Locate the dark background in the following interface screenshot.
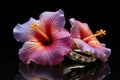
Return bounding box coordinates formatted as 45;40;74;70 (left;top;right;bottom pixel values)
0;0;115;80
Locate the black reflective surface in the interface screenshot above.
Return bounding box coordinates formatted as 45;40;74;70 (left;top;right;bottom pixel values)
1;1;115;80
14;62;63;80
13;60;111;80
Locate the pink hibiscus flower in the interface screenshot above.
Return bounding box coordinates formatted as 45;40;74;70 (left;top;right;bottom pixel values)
70;18;111;62
13;9;72;66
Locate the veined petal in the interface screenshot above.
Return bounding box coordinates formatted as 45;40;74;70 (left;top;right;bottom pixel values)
19;41;43;64
19;40;71;66
52;28;72;55
13;18;39;42
90;43;111;62
32;46;64;66
70;18;94;40
70;18;81;38
53;37;72;56
73;38;95;53
39;9;65;35
52;28;71;40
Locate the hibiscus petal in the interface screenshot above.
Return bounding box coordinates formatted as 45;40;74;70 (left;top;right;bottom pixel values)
19;41;42;64
101;43;106;47
32;46;64;66
53;37;71;56
90;43;111;62
19;40;70;66
73;38;95;53
70;18;81;38
52;28;72;55
70;18;93;39
52;28;71;40
13;18;39;42
39;9;65;35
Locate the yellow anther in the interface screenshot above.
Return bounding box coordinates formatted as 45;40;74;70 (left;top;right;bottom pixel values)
83;29;106;41
96;29;106;37
30;23;37;30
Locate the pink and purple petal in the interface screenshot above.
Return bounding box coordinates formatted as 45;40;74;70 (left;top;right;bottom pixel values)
52;28;71;40
53;37;72;56
52;28;72;55
70;19;81;38
73;38;95;53
19;35;71;66
90;43;111;62
32;46;64;66
13;18;39;42
18;41;59;65
39;9;65;35
95;47;111;62
70;18;93;39
19;41;42;64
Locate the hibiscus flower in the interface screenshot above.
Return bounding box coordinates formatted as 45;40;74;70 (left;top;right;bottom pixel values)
13;9;71;66
70;18;111;62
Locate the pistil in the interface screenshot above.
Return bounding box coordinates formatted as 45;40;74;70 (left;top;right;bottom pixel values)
30;23;50;41
83;29;106;42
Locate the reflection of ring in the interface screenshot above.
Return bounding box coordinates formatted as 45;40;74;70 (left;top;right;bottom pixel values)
64;62;111;80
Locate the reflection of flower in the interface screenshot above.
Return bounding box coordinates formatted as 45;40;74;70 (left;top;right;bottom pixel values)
70;18;111;62
13;9;71;66
14;62;111;80
14;62;63;80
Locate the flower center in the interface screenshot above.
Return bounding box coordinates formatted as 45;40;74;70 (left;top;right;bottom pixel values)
83;29;106;41
30;23;50;42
